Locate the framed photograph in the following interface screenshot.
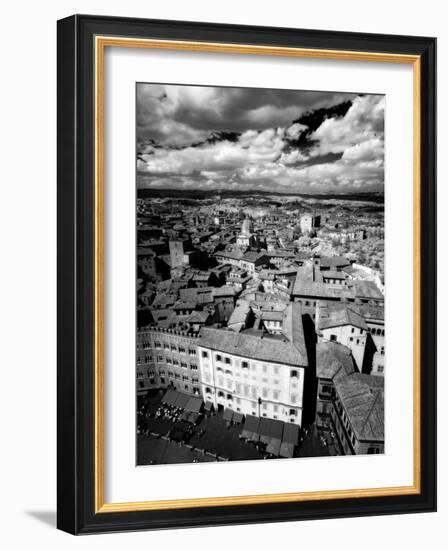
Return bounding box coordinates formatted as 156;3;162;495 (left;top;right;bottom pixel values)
57;14;436;534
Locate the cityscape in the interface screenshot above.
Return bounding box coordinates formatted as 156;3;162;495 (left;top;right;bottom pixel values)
136;84;385;465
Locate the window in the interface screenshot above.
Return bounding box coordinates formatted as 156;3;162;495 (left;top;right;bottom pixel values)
181;362;188;369
225;357;231;365
154;342;161;349
291;370;298;378
356;339;360;345
189;348;196;356
289;409;297;416
351;327;355;334
171;345;177;352
166;357;172;364
160;377;165;384
241;361;249;369
227;394;233;400
157;355;163;362
377;365;384;373
190;364;198;370
164;343;170;350
216;354;222;362
202;351;209;358
330;334;337;342
205;387;212;394
173;359;179;366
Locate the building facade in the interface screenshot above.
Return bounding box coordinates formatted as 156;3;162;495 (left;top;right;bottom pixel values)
197;304;309;426
136;327;201;396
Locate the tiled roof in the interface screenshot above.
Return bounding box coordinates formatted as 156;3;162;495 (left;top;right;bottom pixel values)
316;341;356;379
322;270;347;280
318;304;369;331
293;277;350;299
261;311;284;321
349;280;384;300
186;310;210;323
213;285;237;297
199;305;308;367
334;373;384;442
179;287;214;303
320;255;351;268
228;300;251;328
354;304;384;321
242;251;267;263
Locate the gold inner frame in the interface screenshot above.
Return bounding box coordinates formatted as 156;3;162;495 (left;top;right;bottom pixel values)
94;36;421;513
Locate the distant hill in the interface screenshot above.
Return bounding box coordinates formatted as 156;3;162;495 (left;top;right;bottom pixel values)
137;187;384;204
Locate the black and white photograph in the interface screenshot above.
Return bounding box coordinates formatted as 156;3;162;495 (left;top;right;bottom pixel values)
136;83;385;465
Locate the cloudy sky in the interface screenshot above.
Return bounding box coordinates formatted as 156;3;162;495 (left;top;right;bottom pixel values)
136;83;384;194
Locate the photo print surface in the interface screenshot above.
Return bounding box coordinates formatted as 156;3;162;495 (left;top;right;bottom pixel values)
136;83;385;466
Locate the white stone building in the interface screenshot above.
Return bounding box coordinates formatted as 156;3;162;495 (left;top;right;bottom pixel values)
197;303;308;426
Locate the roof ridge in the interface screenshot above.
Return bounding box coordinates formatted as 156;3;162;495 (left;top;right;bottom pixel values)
359;389;382;437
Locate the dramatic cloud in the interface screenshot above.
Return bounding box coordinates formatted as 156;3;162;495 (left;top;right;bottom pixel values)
136;84;384;194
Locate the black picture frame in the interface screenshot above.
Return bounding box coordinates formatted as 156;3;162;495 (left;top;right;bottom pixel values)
57;14;436;534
